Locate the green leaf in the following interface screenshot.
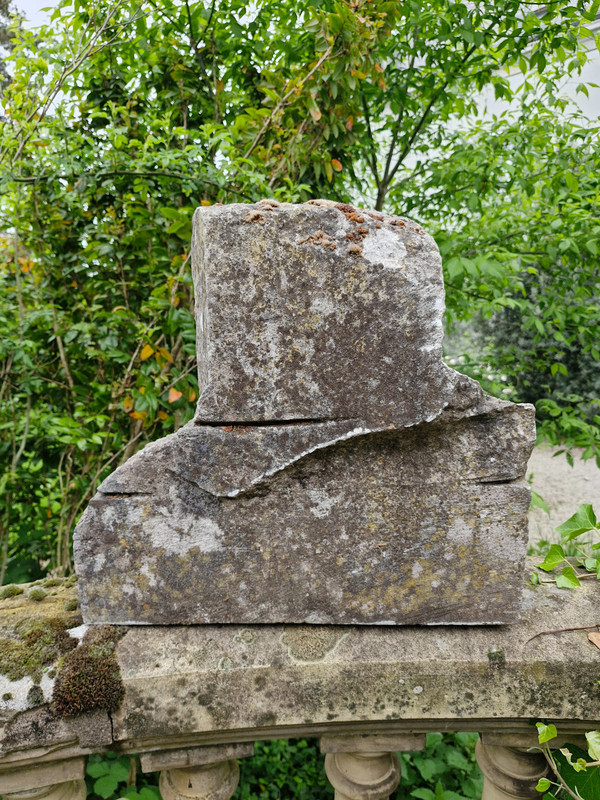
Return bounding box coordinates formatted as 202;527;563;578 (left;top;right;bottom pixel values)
411;790;435;800
565;171;579;192
108;759;131;783
86;761;110;779
554;744;600;798
530;490;550;515
536;777;551;792
556;504;598;541
139;788;162;800
536;544;565;572
94;775;119;799
555;565;581;589
586;730;600;761
537;722;558;744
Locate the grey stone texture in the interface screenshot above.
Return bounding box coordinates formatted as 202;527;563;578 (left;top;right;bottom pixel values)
73;200;536;626
3;573;599;768
193;199;458;426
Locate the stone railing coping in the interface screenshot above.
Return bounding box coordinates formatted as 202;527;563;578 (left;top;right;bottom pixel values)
1;563;599;779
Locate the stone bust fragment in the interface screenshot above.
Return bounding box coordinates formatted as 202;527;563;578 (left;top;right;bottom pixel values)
74;200;535;626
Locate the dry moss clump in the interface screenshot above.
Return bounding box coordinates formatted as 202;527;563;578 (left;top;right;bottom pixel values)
52;626;126;717
0;617;77;682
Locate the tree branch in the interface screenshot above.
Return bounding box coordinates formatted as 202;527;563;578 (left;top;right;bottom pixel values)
361;92;381;190
240;42;339;164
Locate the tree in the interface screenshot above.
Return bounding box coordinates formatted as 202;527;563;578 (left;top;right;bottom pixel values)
0;0;599;580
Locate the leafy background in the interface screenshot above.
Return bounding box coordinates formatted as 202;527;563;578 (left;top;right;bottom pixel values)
1;2;599;798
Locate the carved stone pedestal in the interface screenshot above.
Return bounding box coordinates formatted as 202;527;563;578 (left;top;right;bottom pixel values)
321;734;424;800
324;752;400;800
476;740;549;800
159;761;240;800
139;744;254;800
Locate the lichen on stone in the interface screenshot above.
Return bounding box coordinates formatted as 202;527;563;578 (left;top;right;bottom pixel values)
52;625;126;717
0;617;77;682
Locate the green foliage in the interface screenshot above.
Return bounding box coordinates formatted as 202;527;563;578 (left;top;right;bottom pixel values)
82;735;481;800
405;107;600;464
534;520;600;798
532;504;600;588
0;1;599;581
237;740;332;800
397;733;482;799
85;752;160;800
535;735;600;799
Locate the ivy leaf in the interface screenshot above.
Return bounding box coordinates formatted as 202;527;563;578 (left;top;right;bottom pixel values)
535;777;551;792
586;730;600;761
554;744;600;797
536;544;565;572
139;788;162;800
560;748;588;772
556;504;597;541
555;565;581;589
537;722;558;743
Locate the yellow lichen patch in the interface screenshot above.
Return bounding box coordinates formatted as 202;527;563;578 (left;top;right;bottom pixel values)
280;627;348;663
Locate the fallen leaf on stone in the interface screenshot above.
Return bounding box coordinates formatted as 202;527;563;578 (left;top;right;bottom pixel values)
587;631;600;649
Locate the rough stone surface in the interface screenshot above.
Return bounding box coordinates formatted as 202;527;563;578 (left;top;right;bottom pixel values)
73;200;536;626
193;200;459;425
1;573;599;774
75;395;535;625
108;572;599;746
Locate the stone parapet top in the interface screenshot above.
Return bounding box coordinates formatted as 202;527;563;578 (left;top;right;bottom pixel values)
1;563;599;772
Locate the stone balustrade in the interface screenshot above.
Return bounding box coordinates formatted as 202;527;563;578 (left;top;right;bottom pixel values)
1;569;598;800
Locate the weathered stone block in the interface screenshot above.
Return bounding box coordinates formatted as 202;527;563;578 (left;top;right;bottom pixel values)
75;395;535;625
193;200;459;426
73;200;536;625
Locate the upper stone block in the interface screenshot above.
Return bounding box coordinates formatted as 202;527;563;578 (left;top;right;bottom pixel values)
193;200;459;426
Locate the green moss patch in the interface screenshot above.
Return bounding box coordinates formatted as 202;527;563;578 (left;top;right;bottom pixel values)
53;626;126;717
0;585;24;600
0;617;77;682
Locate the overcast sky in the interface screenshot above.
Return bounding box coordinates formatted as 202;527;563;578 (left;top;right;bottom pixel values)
14;0;51;25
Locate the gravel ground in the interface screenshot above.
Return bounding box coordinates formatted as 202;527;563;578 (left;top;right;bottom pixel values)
527;446;600;546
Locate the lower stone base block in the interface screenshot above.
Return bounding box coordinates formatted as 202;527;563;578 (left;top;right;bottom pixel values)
74;396;534;626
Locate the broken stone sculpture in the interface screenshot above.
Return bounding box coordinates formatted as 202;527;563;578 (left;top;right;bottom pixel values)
74;199;536;625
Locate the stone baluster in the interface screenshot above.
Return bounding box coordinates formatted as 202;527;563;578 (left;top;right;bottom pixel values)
321;734;425;800
1;758;86;800
139;743;254;800
476;737;550;800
